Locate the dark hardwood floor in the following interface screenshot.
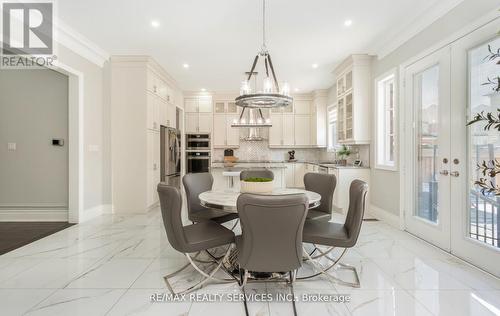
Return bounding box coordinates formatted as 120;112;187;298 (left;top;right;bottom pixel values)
0;222;74;255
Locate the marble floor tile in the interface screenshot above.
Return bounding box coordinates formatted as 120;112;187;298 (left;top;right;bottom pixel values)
345;289;432;316
0;258;100;289
25;288;126;316
65;258;154;289
106;288;192;316
410;290;500;316
0;289;55;315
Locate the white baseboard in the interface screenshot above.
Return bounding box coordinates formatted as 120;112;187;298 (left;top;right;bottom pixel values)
368;204;401;229
0;209;68;222
78;204;112;223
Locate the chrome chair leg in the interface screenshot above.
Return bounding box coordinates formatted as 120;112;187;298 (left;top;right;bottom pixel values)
163;245;235;295
299;246;360;288
289;271;298;316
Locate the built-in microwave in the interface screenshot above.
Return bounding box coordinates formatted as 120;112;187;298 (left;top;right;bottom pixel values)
186;151;211;173
186;133;210;151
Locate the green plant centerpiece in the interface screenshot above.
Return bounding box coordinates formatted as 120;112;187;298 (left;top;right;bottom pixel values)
337;144;351;166
241;177;274;193
467;44;500;196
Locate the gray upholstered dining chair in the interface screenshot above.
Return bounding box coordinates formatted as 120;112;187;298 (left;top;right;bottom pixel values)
304;172;336;221
300;179;368;288
239;168;274;180
236;193;308;314
158;183;236;294
183;173;238;224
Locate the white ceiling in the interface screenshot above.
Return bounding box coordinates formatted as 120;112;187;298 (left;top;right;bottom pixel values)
58;0;458;92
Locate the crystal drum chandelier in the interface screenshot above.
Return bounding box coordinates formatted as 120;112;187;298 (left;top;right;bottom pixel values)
232;0;292;128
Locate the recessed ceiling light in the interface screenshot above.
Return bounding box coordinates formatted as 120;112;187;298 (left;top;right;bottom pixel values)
182;63;189;69
312;63;319;69
151;20;160;28
294;88;300;92
201;88;206;92
344;19;353;27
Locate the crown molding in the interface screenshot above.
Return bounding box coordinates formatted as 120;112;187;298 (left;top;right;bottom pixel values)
55;19;110;67
372;0;465;60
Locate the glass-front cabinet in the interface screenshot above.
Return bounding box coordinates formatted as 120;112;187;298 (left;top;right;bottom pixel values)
334;55;372;145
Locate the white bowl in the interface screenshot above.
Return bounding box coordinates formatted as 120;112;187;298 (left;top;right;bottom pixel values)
240;180;274;193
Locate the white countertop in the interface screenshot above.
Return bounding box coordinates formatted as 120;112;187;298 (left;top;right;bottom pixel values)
211;160;369;169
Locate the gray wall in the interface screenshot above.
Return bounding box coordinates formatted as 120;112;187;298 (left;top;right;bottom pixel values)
370;0;500;215
0;69;69;209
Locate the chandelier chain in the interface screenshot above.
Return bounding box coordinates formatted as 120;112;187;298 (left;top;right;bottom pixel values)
262;0;267;52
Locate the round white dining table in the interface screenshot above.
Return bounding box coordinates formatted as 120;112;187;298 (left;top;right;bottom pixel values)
199;188;321;213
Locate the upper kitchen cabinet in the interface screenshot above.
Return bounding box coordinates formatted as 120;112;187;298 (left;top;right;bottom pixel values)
184;96;213;133
213;100;240;148
334;54;373;145
269;95;325;148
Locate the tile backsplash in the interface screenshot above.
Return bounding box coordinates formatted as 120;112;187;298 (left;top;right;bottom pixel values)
213;139;370;167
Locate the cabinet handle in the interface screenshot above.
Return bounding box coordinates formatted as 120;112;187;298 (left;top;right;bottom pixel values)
450;171;460;177
153;85;157;93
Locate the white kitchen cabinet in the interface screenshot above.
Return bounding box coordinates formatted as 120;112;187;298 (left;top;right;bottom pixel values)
198;113;212;133
212;100;240;148
184;97;213;133
166;103;176;128
269;113;283;146
111;56;182;213
198;96;213;112
294;115;310;146
225;114;239;146
185;113;198;133
147;92;160;131
185;99;198;113
334;54;372;144
328;167;370;214
283;115;295;146
213;115;226;147
269;114;295;146
146;130;160;207
269;97;317;148
294;163;306;188
284;163;295;187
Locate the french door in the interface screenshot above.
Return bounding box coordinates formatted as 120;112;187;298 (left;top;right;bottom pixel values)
404;18;500;277
404;47;452;251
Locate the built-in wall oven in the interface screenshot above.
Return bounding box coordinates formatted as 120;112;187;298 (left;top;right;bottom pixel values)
186;134;210;151
186;151;211;173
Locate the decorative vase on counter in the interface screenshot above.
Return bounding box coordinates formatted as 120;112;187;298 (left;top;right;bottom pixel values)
338;159;347;166
240;178;274;193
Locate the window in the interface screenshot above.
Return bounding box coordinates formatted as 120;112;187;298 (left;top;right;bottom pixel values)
327;105;337;151
375;72;397;170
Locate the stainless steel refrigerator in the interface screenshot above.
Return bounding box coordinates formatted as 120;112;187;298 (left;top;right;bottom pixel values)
160;126;181;188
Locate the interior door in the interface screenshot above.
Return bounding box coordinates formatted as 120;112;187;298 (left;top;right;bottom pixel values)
450;19;500;277
404;47;452;251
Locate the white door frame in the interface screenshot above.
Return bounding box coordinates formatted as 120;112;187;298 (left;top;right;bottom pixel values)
51;61;84;223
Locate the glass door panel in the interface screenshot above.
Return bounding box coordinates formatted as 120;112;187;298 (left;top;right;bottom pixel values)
415;65;440;223
467;37;500;248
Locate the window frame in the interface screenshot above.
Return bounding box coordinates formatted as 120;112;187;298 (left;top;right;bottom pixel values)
327;104;337;152
374;69;398;171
